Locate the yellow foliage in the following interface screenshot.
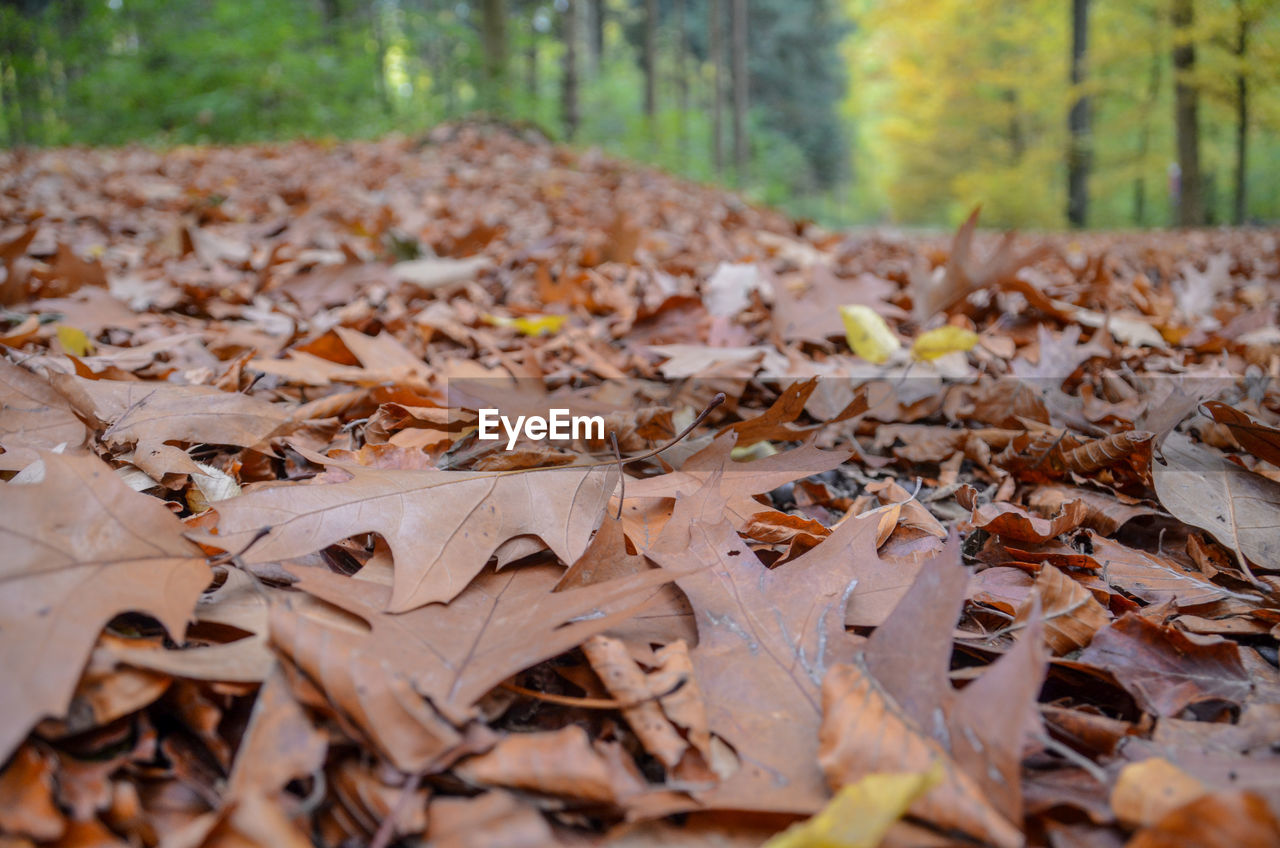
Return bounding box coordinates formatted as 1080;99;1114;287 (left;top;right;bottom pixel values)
55;325;94;356
911;325;979;361
839;305;900;364
765;765;944;848
482;313;569;336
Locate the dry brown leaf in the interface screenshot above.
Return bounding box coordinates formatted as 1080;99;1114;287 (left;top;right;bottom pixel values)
0;745;64;841
1153;432;1280;575
971;499;1090;543
0;358;88;470
623;434;849;543
209;449;618;609
426;791;552;848
1086;532;1249;606
52;375;290;479
271;559;670;770
1110;757;1206;830
1078;614;1252;716
1202;401;1280;468
643;471;880;813
819;540;1046;848
582;635;688;769
819;660;1022;848
1125;790;1280;848
453;725;647;804
1016;565;1110;654
0;451;210;761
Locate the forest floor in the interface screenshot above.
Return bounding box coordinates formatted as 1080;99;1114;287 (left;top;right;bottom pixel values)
2;122;1280;848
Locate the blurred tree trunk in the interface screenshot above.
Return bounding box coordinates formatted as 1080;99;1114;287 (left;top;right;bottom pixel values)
644;0;657;122
1132;47;1162;226
562;0;579;139
710;0;724;175
675;0;688;154
1171;0;1203;227
1232;0;1248;225
481;0;508;114
730;0;747;182
1066;0;1090;228
588;0;604;73
525;20;538;105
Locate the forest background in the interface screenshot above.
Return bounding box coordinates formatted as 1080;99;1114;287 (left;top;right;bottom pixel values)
2;0;1277;230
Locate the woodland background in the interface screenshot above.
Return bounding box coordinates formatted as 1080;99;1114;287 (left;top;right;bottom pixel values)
1;0;1278;230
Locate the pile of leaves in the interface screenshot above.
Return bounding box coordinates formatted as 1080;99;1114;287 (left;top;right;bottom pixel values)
2;123;1280;848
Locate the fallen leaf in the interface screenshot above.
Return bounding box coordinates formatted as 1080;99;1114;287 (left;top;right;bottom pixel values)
764;765;943;848
0;357;88;470
1153;432;1280;575
643;470;877;812
0;451;210;761
208;449;618;609
1202;401;1280;468
1016;564;1110;654
453;725;646;804
1078;614;1252;716
1110;757;1206;830
1125;790;1280;848
911;325;979;361
52;375;291;479
271;558;671;769
839;304;900;364
971;499;1089;543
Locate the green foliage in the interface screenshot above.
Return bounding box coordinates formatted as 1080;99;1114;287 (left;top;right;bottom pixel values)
2;0;1276;227
844;0;1280;227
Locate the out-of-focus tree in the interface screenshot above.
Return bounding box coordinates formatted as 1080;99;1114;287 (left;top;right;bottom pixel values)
1067;0;1091;227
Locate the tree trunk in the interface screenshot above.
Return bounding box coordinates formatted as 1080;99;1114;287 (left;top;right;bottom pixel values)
562;0;579;139
1066;0;1090;229
710;0;724;175
588;0;604;74
1232;0;1248;225
1171;0;1203;227
1132;47;1163;227
675;0;689;154
730;0;747;183
525;29;537;106
481;0;508;114
644;0;657;122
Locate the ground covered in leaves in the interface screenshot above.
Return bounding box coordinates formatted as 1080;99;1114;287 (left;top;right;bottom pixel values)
2;124;1280;848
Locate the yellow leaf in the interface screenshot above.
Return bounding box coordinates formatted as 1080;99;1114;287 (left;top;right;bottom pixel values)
731;441;778;461
910;326;979;361
839;305;900;364
56;325;94;356
483;313;569;337
765;764;943;848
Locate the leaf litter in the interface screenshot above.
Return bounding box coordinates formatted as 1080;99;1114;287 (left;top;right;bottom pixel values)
1;123;1279;845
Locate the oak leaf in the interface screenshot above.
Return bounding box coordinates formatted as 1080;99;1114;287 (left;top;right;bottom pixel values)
1153;432;1280;575
52;374;291;479
209;449;618;609
270;557;671;771
643;469;884;813
0;451;210;761
1078;614;1251;716
0;357;88;470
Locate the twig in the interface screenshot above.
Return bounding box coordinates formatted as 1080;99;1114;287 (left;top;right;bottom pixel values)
499;675;686;710
609;431;624;519
369;769;424;848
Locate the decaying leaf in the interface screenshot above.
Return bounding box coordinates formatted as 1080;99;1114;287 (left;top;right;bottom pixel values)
271;558;671;770
1078;614;1252;716
209;449;618;609
1153;432;1280;576
0;451;210;761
